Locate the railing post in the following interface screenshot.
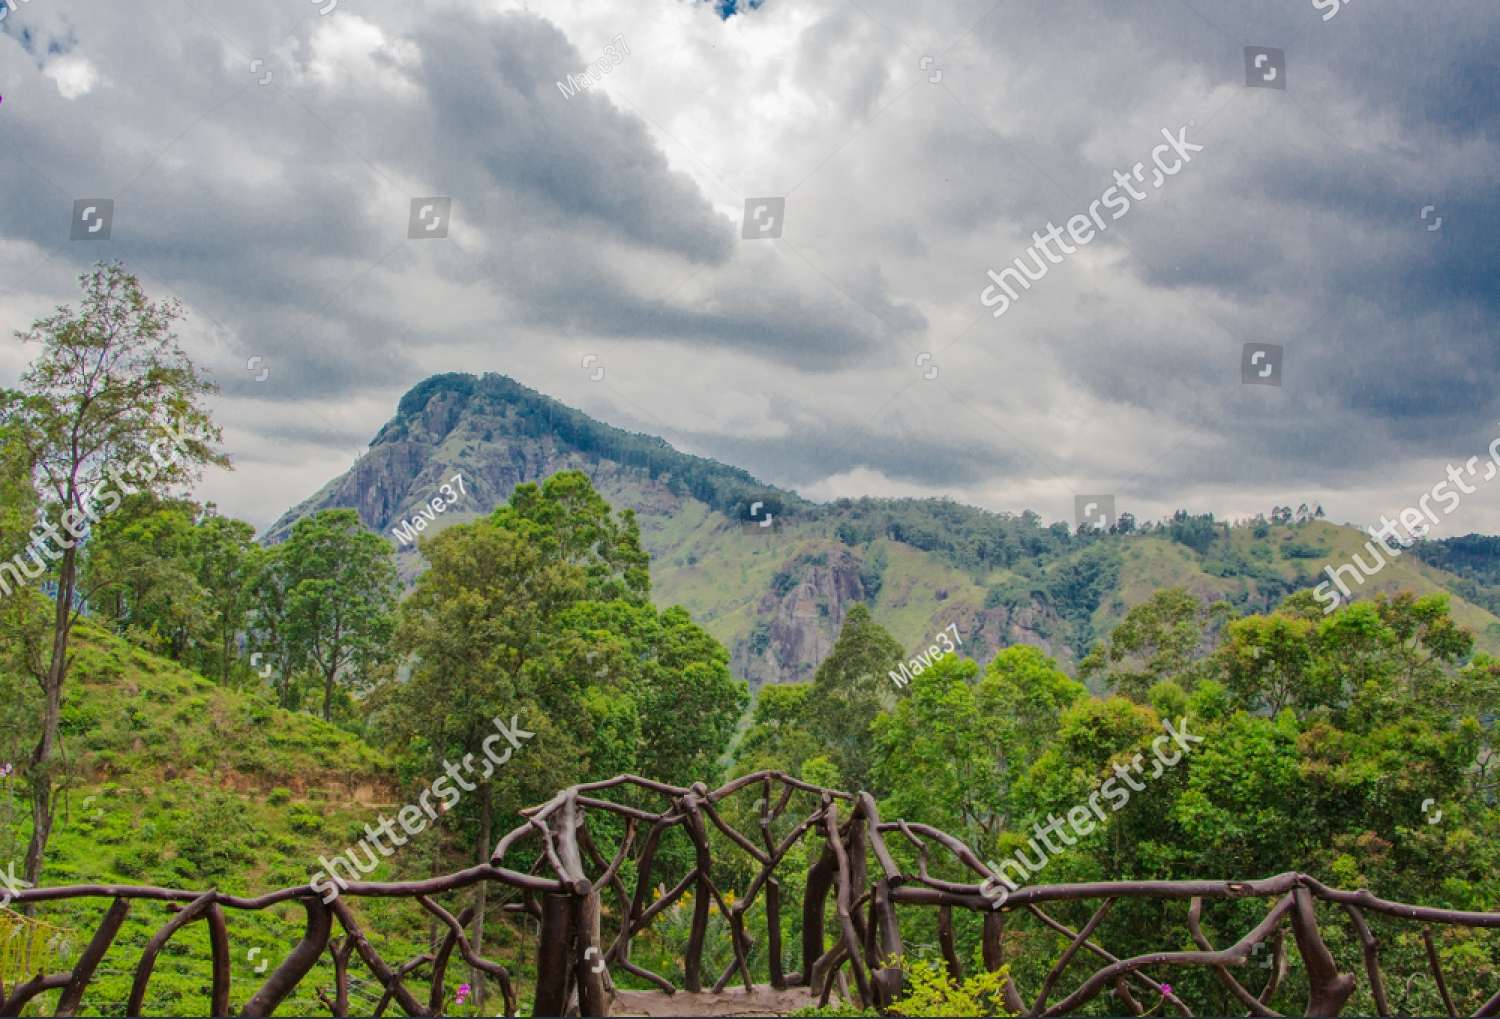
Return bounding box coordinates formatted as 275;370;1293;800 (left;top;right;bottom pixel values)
982;907;1026;1014
766;877;785;989
534;894;575;1018
573;888;610;1017
682;785;713;993
801;816;836;983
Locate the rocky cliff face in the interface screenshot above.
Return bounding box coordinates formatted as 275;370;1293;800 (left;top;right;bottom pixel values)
732;546;870;684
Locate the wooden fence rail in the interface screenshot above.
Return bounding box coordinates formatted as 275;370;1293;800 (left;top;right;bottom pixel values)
6;770;1498;1016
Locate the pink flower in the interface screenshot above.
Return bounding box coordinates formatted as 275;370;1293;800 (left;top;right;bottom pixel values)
1158;983;1173;996
456;983;471;1004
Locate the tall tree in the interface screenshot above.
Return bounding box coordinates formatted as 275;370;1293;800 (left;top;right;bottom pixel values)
732;683;819;777
803;602;904;791
0;262;223;888
191;511;262;686
0;422;38;565
270;509;399;721
390;471;666;1007
82;495;207;657
1079;588;1228;700
0;424;47;842
976;645;1088;792
871;654;1003;841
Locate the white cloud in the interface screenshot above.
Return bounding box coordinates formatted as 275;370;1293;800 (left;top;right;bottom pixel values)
43;54;99;99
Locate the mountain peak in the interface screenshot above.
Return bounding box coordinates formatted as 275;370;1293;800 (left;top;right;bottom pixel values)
265;371;798;545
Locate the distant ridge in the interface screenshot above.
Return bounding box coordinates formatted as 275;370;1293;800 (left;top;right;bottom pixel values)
266;372;1500;686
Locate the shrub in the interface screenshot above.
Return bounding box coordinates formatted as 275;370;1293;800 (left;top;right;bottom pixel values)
887;959;1016;1018
790;959;1017;1018
287;805;323;835
113;843;163;878
790;1002;876;1017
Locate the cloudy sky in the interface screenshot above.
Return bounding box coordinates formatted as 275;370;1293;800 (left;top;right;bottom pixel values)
2;0;1498;536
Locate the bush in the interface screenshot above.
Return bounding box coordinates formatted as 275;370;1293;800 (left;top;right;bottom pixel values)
790;959;1017;1018
887;959;1016;1018
112;843;163;878
172;794;254;877
790;1002;876;1017
286;804;323;835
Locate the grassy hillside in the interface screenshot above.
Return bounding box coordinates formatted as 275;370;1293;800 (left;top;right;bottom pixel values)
1;624;530;1016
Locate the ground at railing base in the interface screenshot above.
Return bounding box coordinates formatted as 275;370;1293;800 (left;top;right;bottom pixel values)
611;983;824;1016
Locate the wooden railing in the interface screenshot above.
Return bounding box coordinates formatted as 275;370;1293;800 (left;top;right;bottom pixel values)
6;770;1499;1016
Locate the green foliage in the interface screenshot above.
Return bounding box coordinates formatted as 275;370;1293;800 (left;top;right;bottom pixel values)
1161;510;1223;555
0;420;39;568
872;655;1002;841
788;959;1018;1018
800;754;840;789
803;604;904;790
1043;544;1121;657
1280;540;1328;559
255;508;399;721
1413;534;1500;615
734;683;820;776
827;498;1074;574
376;469;748;946
886;958;1016;1018
789;1001;877;1017
857;544;889;601
83;496;210;660
1080;587;1227;699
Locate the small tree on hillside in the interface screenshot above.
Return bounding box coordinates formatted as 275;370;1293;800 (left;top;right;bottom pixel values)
265;509;399;721
192;511;262;686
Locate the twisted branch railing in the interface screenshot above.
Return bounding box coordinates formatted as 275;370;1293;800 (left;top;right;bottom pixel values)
6;770;1498;1016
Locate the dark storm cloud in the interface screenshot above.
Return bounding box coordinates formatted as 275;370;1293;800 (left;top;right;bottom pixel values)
2;0;1498;528
2;1;897;399
925;0;1500;500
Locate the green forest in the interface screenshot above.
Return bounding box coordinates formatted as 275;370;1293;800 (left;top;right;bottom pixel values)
1;267;1497;1016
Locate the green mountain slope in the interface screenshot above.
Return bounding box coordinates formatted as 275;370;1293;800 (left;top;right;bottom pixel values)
265;373;1500;683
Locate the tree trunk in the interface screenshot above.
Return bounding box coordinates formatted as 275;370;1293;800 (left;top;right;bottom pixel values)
472;780;493;1009
25;544;77;892
221;620;232;687
322;667;335;721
